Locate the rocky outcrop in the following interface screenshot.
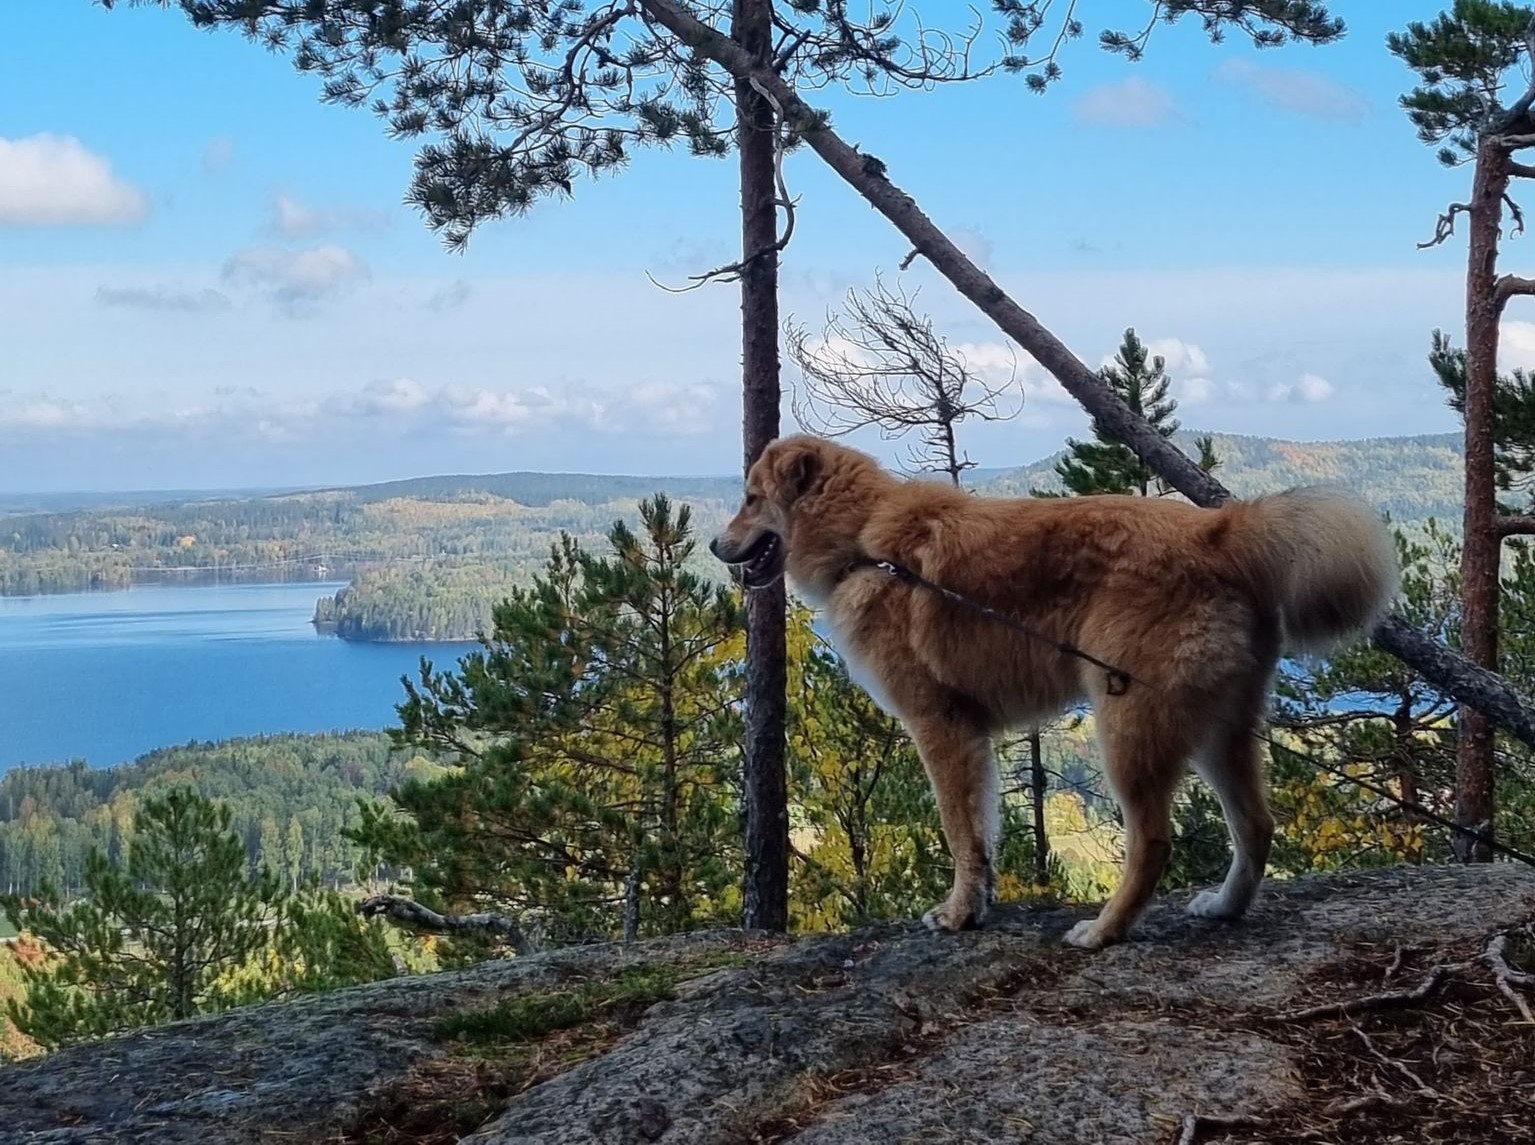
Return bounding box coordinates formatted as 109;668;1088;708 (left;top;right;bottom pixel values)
2;864;1532;1144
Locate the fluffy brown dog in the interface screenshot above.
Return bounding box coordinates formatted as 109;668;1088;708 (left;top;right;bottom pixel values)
711;434;1399;949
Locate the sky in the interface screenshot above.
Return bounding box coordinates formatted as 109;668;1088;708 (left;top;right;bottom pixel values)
0;1;1525;492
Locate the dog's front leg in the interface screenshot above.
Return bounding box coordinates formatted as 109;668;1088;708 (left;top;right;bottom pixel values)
906;713;1000;932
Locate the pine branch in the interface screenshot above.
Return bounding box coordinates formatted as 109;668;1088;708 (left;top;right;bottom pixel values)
357;895;532;955
1496;273;1535;308
1499;514;1535;536
1420;202;1472;248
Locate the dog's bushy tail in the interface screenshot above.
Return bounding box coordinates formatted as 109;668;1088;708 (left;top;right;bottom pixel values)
1225;487;1400;655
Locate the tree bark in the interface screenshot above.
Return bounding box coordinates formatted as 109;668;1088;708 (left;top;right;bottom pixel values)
638;0;1535;757
734;0;789;932
1029;729;1049;889
1455;138;1508;862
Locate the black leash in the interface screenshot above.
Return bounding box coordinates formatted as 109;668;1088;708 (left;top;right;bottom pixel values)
859;558;1138;696
856;555;1535;871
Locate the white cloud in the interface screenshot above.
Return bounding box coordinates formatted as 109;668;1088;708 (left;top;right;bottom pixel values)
221;244;370;315
268;191;389;238
622;381;721;435
1145;337;1211;377
1499;320;1535;372
0;376;728;445
0;135;148;226
1212;59;1369;122
1073;77;1181;128
1180;377;1216;406
1266;372;1336;404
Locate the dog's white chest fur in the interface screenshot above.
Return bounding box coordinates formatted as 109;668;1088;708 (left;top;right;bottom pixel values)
822;612;901;717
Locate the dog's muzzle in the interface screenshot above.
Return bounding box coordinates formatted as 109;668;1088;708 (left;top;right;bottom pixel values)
711;531;785;589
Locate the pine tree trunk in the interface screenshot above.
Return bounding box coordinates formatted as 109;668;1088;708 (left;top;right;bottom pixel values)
1029;728;1049;888
658;576;686;931
734;0;789;932
623;864;641;945
1456;137;1507;863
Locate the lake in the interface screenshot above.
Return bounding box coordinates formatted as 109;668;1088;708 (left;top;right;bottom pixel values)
0;583;479;772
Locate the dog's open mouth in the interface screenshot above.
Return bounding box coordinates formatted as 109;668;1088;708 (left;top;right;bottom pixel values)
735;531;785;589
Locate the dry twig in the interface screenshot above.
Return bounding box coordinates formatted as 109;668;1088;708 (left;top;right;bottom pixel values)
1175;1112;1260;1145
1483;930;1535;1023
1275;965;1450;1023
1351;1023;1436;1096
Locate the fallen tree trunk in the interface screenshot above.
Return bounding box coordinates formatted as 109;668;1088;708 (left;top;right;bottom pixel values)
640;0;1535;753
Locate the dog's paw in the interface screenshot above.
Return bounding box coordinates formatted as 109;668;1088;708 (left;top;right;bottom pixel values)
1062;918;1117;950
1186;889;1244;921
922;898;984;934
1185;884;1258;920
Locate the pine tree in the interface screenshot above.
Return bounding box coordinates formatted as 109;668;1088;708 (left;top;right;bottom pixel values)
1391;2;1535;859
4;788;281;1048
3;788;396;1050
361;497;745;947
1052;329;1218;497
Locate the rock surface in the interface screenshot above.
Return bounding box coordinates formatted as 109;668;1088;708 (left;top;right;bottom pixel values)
1;864;1532;1144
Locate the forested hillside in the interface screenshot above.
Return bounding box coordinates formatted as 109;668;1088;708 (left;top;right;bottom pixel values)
0;475;739;598
986;431;1464;523
0;733;433;899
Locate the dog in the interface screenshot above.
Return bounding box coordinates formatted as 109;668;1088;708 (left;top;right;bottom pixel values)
710;434;1399;949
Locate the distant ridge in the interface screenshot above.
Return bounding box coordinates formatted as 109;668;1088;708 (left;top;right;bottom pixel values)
299;470;745;509
977;430;1463;524
3;431;1464;523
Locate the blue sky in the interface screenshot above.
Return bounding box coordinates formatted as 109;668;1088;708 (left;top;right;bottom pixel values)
0;1;1516;491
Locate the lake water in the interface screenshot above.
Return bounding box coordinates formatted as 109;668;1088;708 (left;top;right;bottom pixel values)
0;583;479;772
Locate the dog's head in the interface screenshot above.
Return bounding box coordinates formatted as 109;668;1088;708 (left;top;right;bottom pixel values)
709;435;831;589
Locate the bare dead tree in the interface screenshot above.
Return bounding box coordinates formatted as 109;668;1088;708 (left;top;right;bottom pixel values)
786;275;1022;484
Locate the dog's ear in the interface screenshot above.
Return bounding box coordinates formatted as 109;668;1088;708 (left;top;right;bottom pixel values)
768;439;822;503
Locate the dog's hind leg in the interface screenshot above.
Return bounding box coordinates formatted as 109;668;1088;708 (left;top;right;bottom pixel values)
906;711;999;933
1187;724;1274;921
1063;703;1181;950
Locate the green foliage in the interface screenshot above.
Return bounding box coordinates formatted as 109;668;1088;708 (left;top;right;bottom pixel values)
1052;328;1211;498
4;436;1471;645
0;733;415;899
1389;0;1535;165
1429;328;1535;507
313;561;529;642
358;496;745;946
785;615;954;928
4;789;281;1047
113;1;1345;248
3;788;398;1051
1275;520;1535;868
